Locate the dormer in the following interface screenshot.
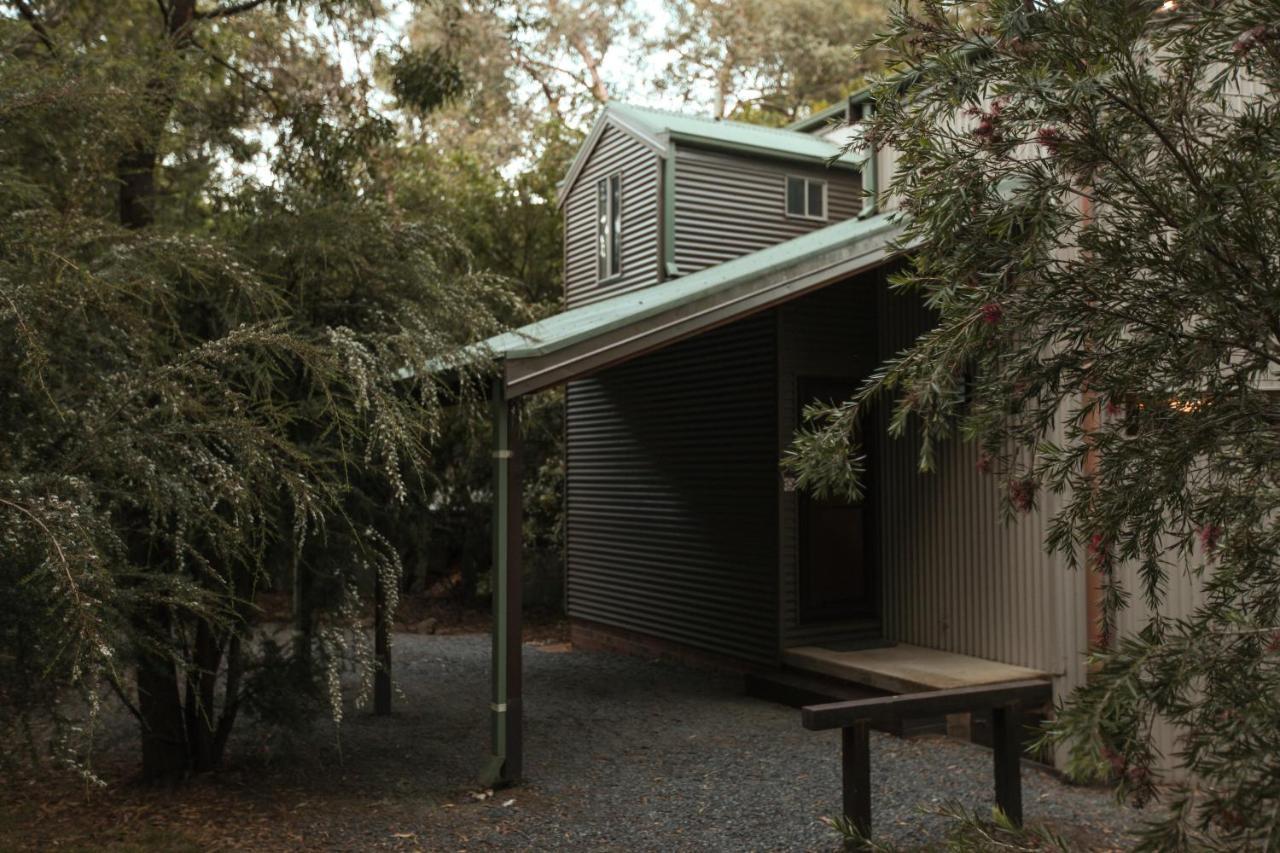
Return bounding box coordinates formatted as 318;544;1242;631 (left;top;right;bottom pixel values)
556;103;866;309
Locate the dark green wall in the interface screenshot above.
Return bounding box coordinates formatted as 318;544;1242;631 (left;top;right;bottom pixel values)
564;311;780;664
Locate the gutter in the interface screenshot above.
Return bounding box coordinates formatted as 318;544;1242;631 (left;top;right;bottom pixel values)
857;101;879;220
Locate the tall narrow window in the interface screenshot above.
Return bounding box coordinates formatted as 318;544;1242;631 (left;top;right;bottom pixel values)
785;175;827;221
597;173;622;281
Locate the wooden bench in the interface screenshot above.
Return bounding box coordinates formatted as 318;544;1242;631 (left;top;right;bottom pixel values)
801;679;1053;842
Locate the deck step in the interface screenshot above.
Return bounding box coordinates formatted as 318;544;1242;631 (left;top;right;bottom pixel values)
745;667;887;708
745;668;954;738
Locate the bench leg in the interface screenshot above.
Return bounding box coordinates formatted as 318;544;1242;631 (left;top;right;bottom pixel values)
841;721;872;841
992;701;1023;826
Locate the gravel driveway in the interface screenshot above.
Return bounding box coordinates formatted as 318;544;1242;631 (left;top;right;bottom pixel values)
292;632;1143;851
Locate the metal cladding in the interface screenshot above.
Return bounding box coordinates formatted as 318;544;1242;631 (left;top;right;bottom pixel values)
563;123;660;309
672;147;863;275
777;270;884;648
565;312;780;665
873;285;1088;700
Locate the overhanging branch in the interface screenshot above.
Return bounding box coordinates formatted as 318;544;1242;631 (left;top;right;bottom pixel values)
194;0;271;19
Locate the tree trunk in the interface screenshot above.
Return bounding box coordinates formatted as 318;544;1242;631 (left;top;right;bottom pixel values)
116;0;195;230
374;573;392;716
136;608;189;783
184;617;224;772
118;148;157;229
211;633;244;765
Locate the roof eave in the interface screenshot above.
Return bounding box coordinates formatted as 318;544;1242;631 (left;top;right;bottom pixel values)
667;132;861;172
785;100;851;133
555;108;667;208
500;216;908;396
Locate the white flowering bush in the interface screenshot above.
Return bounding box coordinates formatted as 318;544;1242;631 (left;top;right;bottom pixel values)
0;10;510;782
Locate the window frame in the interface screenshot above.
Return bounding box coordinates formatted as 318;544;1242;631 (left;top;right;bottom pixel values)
596;172;623;283
784;175;828;222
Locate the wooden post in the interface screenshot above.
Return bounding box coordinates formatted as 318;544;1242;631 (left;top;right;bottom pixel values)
841;721;872;842
373;571;391;716
485;378;523;785
991;701;1023;826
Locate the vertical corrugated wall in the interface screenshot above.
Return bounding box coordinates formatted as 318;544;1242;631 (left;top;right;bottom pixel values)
1109;547;1204;780
672;146;862;274
777;270;884;647
563;123;660;309
564;312;780;665
873;282;1091;708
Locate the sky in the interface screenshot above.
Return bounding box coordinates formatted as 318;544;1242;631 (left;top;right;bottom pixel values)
226;1;690;187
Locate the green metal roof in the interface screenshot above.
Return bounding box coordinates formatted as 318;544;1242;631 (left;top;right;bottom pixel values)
478;211;905;395
557;101;865;206
786;100;853;133
607;102;862;167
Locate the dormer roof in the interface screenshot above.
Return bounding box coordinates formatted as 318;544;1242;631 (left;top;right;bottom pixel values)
556;102;865;207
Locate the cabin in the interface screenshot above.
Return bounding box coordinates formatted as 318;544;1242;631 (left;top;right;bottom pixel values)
467;97;1184;786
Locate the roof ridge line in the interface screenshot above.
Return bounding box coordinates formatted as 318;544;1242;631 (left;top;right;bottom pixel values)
609;102;836;141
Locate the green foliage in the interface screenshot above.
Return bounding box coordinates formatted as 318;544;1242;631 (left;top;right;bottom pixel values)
822;804;1072;851
388;47;467;114
0;0;509;779
655;0;890;122
388;115;576;606
787;0;1280;846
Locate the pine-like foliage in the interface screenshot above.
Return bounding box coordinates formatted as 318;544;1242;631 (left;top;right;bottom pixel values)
0;4;509;780
784;0;1280;847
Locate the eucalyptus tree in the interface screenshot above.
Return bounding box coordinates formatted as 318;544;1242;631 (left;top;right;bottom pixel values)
1;0;508;781
655;0;890;123
784;0;1280;846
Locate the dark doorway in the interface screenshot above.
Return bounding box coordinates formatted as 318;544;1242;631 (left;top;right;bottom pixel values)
796;376;878;623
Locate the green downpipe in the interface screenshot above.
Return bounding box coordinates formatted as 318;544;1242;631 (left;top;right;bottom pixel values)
483;376;511;785
858;101;879;220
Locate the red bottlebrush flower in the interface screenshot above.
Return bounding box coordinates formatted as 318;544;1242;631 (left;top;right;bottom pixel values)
1101;746;1126;776
1126;765;1150;786
1036;125;1064;154
976;452;993;474
1008;477;1037;513
980;302;1003;325
1234;25;1268;56
970;99;1010;144
1087;532;1110;563
1199;523;1222;553
1105;398;1121;417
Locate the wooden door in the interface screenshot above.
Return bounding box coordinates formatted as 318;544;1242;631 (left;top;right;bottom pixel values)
797;376;877;622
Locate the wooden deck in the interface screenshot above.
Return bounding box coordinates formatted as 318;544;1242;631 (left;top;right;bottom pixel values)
782;643;1049;695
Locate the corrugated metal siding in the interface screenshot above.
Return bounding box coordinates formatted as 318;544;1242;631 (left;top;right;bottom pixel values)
777;270;883;647
874;282;1085;689
564;312;780;664
672;146;862;274
1108;544;1204;780
563;124;660;309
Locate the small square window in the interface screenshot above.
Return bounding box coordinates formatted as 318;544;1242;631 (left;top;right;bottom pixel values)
785;176;827;220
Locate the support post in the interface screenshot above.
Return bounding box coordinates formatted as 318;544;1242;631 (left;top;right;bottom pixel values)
841;721;872;842
373;571;391;716
484;378;523;786
992;701;1023;826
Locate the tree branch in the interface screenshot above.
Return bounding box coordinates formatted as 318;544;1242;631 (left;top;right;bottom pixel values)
193;38;285;113
10;0;56;54
194;0;270;19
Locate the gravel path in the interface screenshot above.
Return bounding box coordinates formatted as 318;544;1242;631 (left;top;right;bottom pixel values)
272;632;1144;851
16;631;1142;851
